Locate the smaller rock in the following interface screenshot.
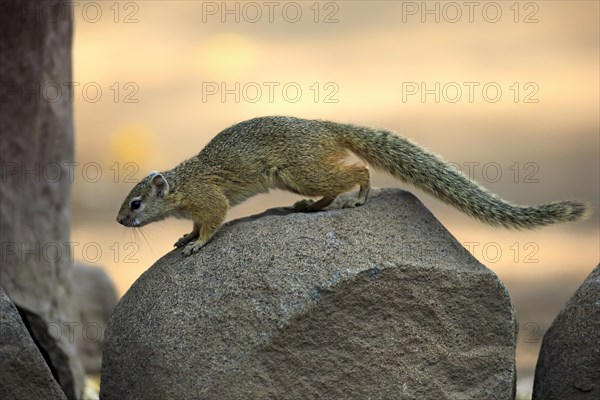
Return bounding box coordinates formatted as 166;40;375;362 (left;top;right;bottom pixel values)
73;263;119;374
533;264;600;399
0;286;67;400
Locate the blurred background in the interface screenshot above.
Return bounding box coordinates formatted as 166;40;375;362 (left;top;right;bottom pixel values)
69;1;598;397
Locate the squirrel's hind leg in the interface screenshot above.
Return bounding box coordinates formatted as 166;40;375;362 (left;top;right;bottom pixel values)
342;178;370;209
278;159;371;211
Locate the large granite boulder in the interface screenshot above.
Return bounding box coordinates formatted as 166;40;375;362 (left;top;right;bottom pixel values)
533;264;600;399
101;189;517;400
0;1;84;398
0;287;67;400
74;263;119;374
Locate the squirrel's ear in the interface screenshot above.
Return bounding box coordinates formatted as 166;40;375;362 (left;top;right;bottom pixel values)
148;170;158;178
150;173;169;197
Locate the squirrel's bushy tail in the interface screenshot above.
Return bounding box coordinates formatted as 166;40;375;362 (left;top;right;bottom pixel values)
330;122;590;229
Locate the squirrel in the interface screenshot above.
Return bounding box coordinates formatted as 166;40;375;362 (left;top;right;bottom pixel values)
116;116;590;256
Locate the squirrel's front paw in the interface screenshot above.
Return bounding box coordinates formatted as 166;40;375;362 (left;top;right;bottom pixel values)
174;232;198;248
182;240;206;256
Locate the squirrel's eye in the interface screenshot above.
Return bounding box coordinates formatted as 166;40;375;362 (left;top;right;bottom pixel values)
131;199;142;210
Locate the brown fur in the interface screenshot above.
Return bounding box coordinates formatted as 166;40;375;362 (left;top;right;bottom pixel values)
116;116;590;256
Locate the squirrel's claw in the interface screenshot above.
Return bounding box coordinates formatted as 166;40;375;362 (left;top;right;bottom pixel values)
175;232;199;248
182;240;206;256
341;198;366;209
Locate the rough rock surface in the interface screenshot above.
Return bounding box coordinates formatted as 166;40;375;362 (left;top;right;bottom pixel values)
101;189;517;400
0;1;84;398
73;263;119;374
0;287;67;400
533;264;600;399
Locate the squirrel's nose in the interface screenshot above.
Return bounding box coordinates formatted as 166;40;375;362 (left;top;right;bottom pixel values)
116;216;124;225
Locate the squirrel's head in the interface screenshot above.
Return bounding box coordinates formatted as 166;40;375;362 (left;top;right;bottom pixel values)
116;171;172;227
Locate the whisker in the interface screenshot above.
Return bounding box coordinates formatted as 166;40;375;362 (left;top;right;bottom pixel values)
138;227;155;257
